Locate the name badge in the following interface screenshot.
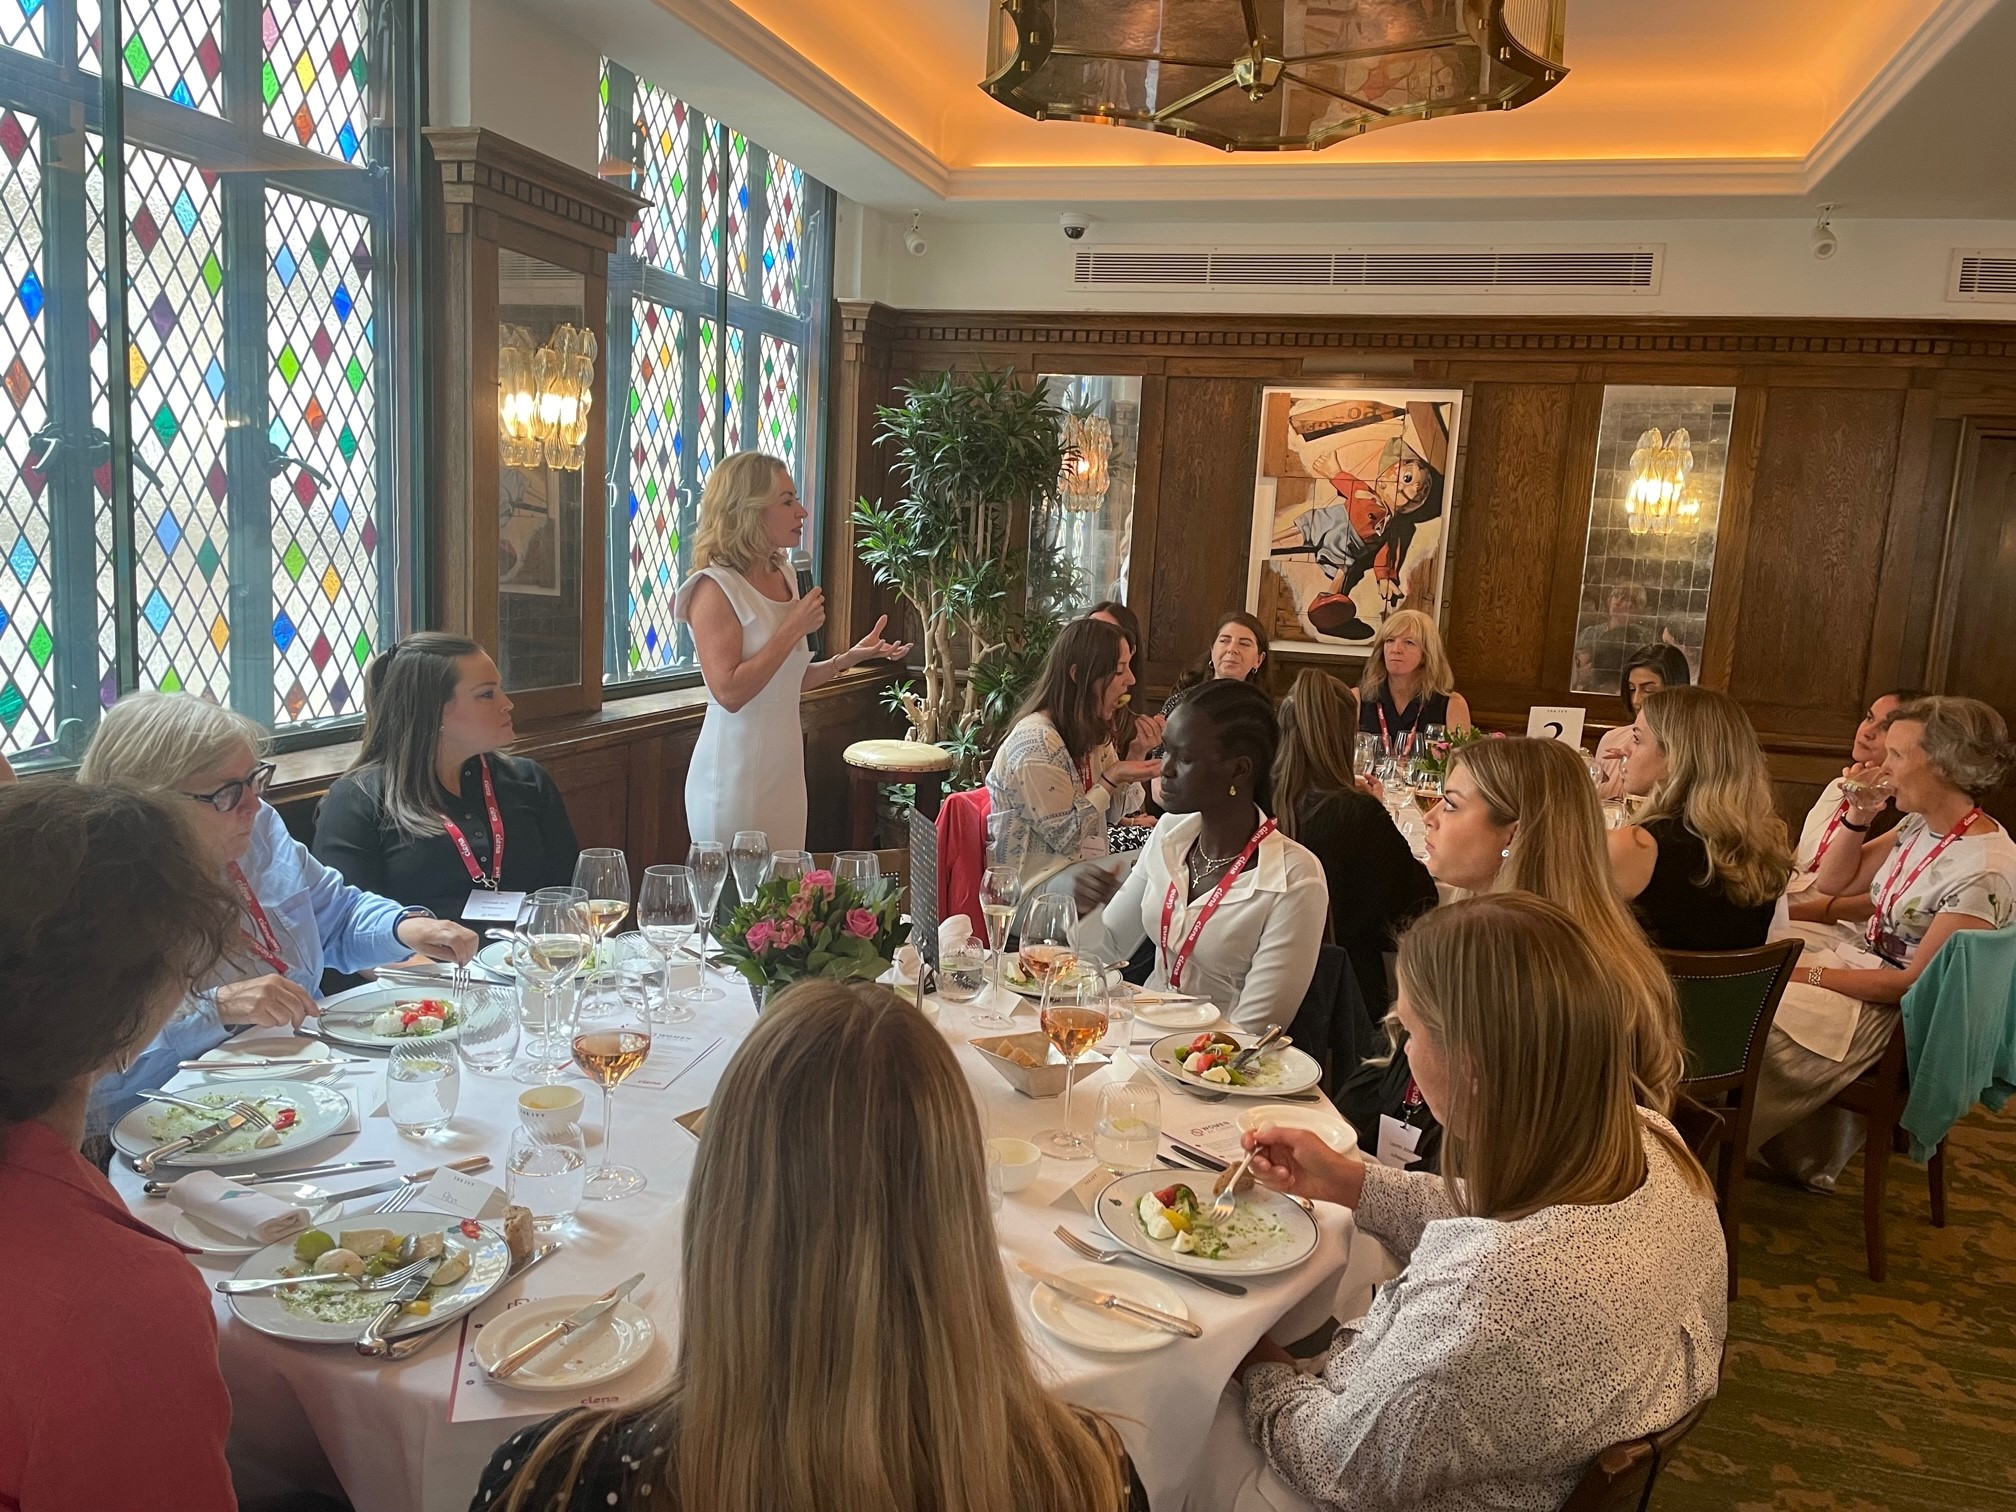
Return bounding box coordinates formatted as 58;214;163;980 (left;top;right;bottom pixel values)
1376;1114;1425;1170
462;889;527;923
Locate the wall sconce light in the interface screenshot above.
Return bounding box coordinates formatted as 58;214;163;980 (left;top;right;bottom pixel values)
498;325;544;469
1059;404;1112;513
497;322;598;471
1624;426;1694;536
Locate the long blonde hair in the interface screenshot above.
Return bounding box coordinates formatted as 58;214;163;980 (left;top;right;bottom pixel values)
1359;607;1455;705
495;981;1130;1512
77;689;269;790
1397;894;1711;1220
1450;737;1683;1113
1635;687;1794;909
691;450;789;575
1273;667;1359;841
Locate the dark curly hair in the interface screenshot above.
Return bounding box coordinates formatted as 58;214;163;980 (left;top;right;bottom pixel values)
0;782;239;1123
1169;676;1281;813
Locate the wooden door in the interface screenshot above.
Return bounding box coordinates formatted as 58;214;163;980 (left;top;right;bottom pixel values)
1932;425;2016;825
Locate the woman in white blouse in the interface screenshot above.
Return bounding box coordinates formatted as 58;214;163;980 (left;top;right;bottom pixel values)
1753;695;2016;1186
987;619;1161;891
1190;893;1725;1512
1074;679;1327;1034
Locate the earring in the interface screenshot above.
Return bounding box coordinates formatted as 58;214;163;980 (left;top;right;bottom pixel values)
1229;784;1239;796
1500;847;1512;859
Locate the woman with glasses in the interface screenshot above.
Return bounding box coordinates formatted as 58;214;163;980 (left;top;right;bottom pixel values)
77;691;476;1133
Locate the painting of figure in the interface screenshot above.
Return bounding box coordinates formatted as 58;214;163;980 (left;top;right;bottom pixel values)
1245;386;1464;656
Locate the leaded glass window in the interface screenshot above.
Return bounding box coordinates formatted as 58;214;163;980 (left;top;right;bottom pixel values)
0;0;413;768
597;60;832;687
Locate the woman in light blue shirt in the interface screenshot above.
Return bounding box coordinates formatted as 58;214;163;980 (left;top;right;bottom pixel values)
78;692;476;1132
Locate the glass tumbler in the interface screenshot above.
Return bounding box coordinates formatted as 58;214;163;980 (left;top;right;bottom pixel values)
387;1040;460;1136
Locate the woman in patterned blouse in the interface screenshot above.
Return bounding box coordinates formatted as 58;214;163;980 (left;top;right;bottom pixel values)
1189;894;1726;1512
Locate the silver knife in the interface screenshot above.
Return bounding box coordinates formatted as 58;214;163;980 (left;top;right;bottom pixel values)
381;1241;564;1362
1017;1261;1202;1337
136;1107;255;1174
1229;1024;1288;1073
489;1272;644;1379
143;1158;397;1198
354;1256;442;1356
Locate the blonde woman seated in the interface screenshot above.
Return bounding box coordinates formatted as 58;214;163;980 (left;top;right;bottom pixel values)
1190;895;1726;1512
989;618;1161;891
1074;679;1327;1035
1608;686;1795;952
1357;609;1470;752
1752;696;2016;1187
474;981;1147;1512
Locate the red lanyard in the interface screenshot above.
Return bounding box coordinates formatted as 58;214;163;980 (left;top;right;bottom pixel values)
228;862;290;976
1805;798;1853;873
1867;809;1980;949
440;755;507;889
1159;817;1277;989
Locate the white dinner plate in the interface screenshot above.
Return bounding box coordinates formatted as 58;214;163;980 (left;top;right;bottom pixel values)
1147;1032;1324;1098
476;938;634;981
111;1081;353;1170
313;982;464;1050
1000;960;1119;1000
169;1181;347;1257
474;1296;658;1390
1130;997;1219;1031
1095;1169;1320;1278
228;1212;512;1344
1027;1264;1190;1354
194;1036;339;1080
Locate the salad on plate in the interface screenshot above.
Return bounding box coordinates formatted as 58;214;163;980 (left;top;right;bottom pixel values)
1134;1182;1288;1263
272;1223;479;1324
144;1092;305;1154
365;997;459;1039
1174;1031;1287;1088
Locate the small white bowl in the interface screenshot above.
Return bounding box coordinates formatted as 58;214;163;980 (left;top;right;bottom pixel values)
1237;1104;1357;1155
518;1084;585;1135
986;1136;1043;1193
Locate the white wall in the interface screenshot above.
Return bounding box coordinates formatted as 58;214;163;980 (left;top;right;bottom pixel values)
851;209;2016;320
430;0;602;175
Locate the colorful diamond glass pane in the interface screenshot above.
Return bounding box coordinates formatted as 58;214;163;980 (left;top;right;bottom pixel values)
758;334;801;485
266;189;376;724
605;65;690;280
695;316;719;481
724;132;749;297
621;299;687;676
760;155;803;315
127;146;229;701
85;133;115;703
0;0;45;59
697;125;722;288
123;0;224;115
723;324;745;456
262;0;369;162
0;113;53;753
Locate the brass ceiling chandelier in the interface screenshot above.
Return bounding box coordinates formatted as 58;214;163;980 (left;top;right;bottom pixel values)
982;0;1567;153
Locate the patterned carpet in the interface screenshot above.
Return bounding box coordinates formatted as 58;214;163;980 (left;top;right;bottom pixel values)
1658;1107;2016;1512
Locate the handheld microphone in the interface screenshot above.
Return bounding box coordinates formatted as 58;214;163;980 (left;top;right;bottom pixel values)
790;550;822;657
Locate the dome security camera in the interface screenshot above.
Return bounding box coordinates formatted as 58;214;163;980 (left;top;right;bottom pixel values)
1811;205;1838;261
1060;213;1089;241
903;210;926;258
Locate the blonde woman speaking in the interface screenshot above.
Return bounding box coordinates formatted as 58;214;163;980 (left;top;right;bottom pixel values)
673;453;908;848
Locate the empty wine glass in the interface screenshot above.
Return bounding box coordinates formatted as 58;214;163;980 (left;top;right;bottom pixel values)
1036;974;1108;1159
730;830;770;904
571;986;651;1201
509;888;590;1083
833;850;880;893
685;841;729;1004
769;850;813;885
636;864;697;1025
973;864;1021;1032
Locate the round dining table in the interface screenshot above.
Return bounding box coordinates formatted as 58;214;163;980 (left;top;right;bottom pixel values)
110;959;1360;1512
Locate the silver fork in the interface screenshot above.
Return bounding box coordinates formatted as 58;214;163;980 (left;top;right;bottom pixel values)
217;1254;434;1296
137;1098;275;1173
1053;1225;1247;1297
1207;1147;1260;1225
374;1182;424;1216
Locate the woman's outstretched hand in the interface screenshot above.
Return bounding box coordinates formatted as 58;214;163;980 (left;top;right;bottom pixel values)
1242;1123;1368;1209
838;614;911;669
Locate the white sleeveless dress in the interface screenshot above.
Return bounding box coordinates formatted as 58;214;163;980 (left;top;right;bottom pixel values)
673;563;813;849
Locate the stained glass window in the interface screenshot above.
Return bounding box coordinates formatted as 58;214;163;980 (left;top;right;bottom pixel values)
598;60;828;690
0;0;411;768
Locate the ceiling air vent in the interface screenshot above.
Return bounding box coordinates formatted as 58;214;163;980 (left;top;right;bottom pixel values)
1949;250;2016;304
1073;245;1661;294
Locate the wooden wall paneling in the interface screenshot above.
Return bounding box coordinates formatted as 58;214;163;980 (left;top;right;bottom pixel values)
1894;416;1965;685
1143;377;1265;689
803;678;905;850
1534;377;1607;707
1126;374;1168;647
1695;384;1769;696
536;743;630;853
1438;380;1578;713
828;303;902;653
1724;385;1907;736
1861;382;1943;700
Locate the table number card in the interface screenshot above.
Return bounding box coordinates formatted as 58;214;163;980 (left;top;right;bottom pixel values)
412;1167;509;1219
1526;705;1587;747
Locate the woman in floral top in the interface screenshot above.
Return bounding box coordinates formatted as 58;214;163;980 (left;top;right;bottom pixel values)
1753;695;2016;1186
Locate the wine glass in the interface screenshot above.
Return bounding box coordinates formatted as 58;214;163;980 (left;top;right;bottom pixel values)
833;850;880;894
973;864;1021;1032
684;841;729;1004
769;850;813;884
572;848;631;1020
511;888;592;1083
730;830;770;904
1035;975;1108;1159
1018;892;1080;1023
636;864;698;1025
571;986;651;1201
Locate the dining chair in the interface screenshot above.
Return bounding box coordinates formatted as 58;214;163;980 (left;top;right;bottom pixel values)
1559;1398;1710;1512
1285;943;1349;1092
933;784;991;936
1662;938;1802;1299
1823;1017;1948;1283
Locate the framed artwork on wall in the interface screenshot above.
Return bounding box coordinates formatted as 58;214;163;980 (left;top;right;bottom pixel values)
1245;386;1465;659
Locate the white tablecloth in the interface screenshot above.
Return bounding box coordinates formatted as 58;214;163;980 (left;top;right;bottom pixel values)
109;967;1355;1512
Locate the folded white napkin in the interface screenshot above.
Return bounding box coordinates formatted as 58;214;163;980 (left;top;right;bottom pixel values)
167;1169;313;1244
938;916;974;958
1772;950;1860;1062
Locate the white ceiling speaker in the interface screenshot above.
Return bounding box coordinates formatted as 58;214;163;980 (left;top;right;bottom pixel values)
904;210;926;257
1812;205;1838;261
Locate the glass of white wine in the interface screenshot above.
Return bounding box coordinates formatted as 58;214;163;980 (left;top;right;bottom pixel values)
973;864;1021;1032
572;848;631;1022
636;864;697;1025
571;987;651;1201
685;841;729;1004
511;888;592;1083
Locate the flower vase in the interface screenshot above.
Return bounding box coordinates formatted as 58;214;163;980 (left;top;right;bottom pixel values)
750;982;768;1014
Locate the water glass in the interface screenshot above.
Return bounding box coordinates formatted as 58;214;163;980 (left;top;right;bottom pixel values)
507;1123;587;1231
452;982;519;1075
512;976;581;1084
769;850;813;884
1094;1081;1162;1174
387;1041;460;1136
730;830;770;904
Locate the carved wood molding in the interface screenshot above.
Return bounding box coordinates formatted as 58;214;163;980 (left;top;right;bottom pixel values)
425;128;646;246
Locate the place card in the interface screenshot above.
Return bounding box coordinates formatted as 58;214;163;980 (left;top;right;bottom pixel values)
1056;1165;1112;1215
1526;705;1586;746
629;1032;724;1092
410;1167;508;1220
674;1106;708;1138
461;889;527;923
1175;1114;1247;1164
